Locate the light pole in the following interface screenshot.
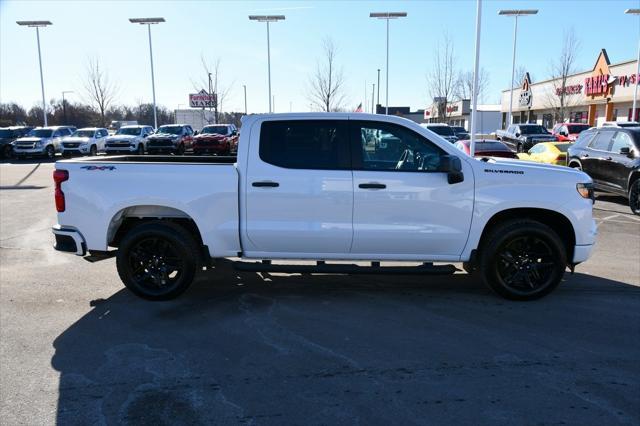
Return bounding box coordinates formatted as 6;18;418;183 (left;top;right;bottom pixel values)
62;90;73;124
371;83;375;113
17;21;52;127
243;85;248;114
249;15;285;113
129;17;164;129
370;12;407;115
377;68;381;109
469;0;483;157
499;9;537;127
626;9;640;122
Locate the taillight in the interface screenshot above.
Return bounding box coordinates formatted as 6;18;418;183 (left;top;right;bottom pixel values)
53;169;69;212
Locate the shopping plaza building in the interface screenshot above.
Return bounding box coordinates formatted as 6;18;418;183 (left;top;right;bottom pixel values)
500;49;639;129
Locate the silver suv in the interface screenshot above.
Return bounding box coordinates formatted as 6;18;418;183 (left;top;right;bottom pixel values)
13;126;76;159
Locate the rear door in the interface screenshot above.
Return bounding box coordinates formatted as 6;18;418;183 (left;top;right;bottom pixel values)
583;130;614;184
602;131;635;192
244;119;353;256
350;120;474;258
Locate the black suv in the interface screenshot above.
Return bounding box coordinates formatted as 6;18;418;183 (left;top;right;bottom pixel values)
0;126;33;158
567;126;640;215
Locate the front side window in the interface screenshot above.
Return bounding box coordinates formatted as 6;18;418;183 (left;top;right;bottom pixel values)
589;131;614;151
259;120;350;170
353;121;445;172
529;144;546;154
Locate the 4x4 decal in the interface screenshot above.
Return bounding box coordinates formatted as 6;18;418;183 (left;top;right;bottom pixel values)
80;165;116;171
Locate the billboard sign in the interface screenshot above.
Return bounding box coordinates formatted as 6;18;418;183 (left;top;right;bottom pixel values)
189;89;217;108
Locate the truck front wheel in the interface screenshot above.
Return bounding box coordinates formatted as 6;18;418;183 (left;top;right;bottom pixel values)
116;221;200;300
479;219;566;300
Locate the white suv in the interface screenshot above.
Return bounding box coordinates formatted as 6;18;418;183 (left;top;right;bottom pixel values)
61;128;109;157
13;126;76;159
104;125;154;155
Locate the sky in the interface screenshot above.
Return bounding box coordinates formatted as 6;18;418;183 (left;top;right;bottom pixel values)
1;0;639;114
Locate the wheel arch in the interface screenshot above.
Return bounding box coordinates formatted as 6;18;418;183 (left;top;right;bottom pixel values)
476;208;576;264
628;170;640;191
107;205;206;253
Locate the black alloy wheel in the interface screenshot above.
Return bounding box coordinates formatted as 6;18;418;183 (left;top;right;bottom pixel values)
45;145;55;159
480;220;566;300
137;144;145;155
517;143;524;153
176;143;185;155
2;145;12;159
629;180;640;216
89;145;97;156
116;221;200;300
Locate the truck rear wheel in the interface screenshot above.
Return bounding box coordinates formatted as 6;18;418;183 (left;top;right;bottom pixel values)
116;221;200;300
479;219;566;300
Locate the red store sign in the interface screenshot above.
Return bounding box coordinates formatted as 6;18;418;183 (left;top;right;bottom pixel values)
618;73;639;87
584;74;611;96
556;84;583;96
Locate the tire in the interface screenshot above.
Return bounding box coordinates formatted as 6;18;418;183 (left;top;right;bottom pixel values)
116;221;200;300
629;179;640;216
45;145;55;159
137;144;145;155
224;143;231;156
176;143;185;155
569;162;582;171
516;143;524;153
478;219;567;301
89;145;97;156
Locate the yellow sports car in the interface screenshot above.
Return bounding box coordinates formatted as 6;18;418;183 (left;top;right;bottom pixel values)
517;142;572;165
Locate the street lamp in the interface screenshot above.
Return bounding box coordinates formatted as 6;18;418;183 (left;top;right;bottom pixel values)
370;12;407;115
498;9;537;127
626;9;640;122
243;85;248;115
62;91;73;124
129;17;165;129
16;20;52;127
249;15;285;113
469;0;483;157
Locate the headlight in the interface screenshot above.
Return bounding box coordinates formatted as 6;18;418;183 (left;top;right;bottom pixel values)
35;140;44;147
576;183;595;202
130;143;136;147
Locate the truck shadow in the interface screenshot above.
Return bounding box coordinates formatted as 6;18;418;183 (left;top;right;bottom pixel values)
51;262;640;424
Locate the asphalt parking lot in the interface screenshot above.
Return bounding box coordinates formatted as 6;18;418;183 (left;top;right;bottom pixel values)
1;158;639;425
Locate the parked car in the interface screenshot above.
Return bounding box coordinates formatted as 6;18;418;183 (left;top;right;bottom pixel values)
420;123;458;143
108;120;138;135
192;124;239;155
451;126;470;141
551;123;591;142
567;126;640;215
52;113;596;302
104;125;154;155
496;124;557;152
0;126;33;158
146;124;194;155
601;121;639;128
13;126;76;159
454;139;518;159
61;128;109;157
517;142;572;165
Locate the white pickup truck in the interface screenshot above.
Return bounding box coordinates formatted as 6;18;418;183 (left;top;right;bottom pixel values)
52;113;597;301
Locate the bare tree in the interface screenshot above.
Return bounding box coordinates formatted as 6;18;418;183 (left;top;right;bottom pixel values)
307;37;347;112
191;55;234;123
455;68;489;102
545;29;581;122
83;58;118;126
512;65;529;88
426;33;457;122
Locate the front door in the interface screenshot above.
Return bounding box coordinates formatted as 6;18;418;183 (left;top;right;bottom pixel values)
583;130;615;184
602;131;635;192
244;119;353;256
349;120;474;259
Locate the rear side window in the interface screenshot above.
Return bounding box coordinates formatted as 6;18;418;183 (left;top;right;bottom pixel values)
260;120;350;170
589;132;614;151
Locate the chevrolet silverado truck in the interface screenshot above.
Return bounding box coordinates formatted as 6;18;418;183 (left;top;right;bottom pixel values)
192;124;239;155
146;124;194;155
52;113;597;301
496;124;558;153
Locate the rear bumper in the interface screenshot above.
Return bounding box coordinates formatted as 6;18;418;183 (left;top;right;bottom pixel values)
52;225;86;256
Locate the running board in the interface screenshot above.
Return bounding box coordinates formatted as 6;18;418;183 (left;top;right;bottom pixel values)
234;261;458;275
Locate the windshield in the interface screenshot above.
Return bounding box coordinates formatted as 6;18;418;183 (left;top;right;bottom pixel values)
157;125;182;135
520;125;549;135
29;129;53;138
0;129;15;138
117;127;142;136
201;126;229;135
477;141;509;151
567;125;589;134
72;130;95;138
555;143;571;153
452;127;466;133
427;126;454;136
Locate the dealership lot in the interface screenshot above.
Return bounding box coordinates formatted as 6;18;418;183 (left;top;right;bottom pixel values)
1;160;639;425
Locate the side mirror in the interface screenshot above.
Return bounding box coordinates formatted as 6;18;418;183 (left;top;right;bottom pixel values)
194;130;199;136
620;146;633;157
437;155;464;184
515;132;521;137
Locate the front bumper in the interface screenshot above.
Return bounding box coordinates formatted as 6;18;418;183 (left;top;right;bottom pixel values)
52;225;86;256
147;146;177;154
105;147;137;154
14;147;46;156
193;145;226;154
62;146;91;155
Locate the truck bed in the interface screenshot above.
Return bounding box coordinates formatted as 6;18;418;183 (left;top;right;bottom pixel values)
61;155;237;164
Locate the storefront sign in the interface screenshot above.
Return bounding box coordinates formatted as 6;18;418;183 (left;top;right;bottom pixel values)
584;74;614;96
446;104;459;113
556;84;583;96
519;72;532;107
618;73;639;87
189;89;217;108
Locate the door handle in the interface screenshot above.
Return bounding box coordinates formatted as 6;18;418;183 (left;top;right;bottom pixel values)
252;181;279;188
605;156;612;161
359;183;386;189
581;154;589;158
